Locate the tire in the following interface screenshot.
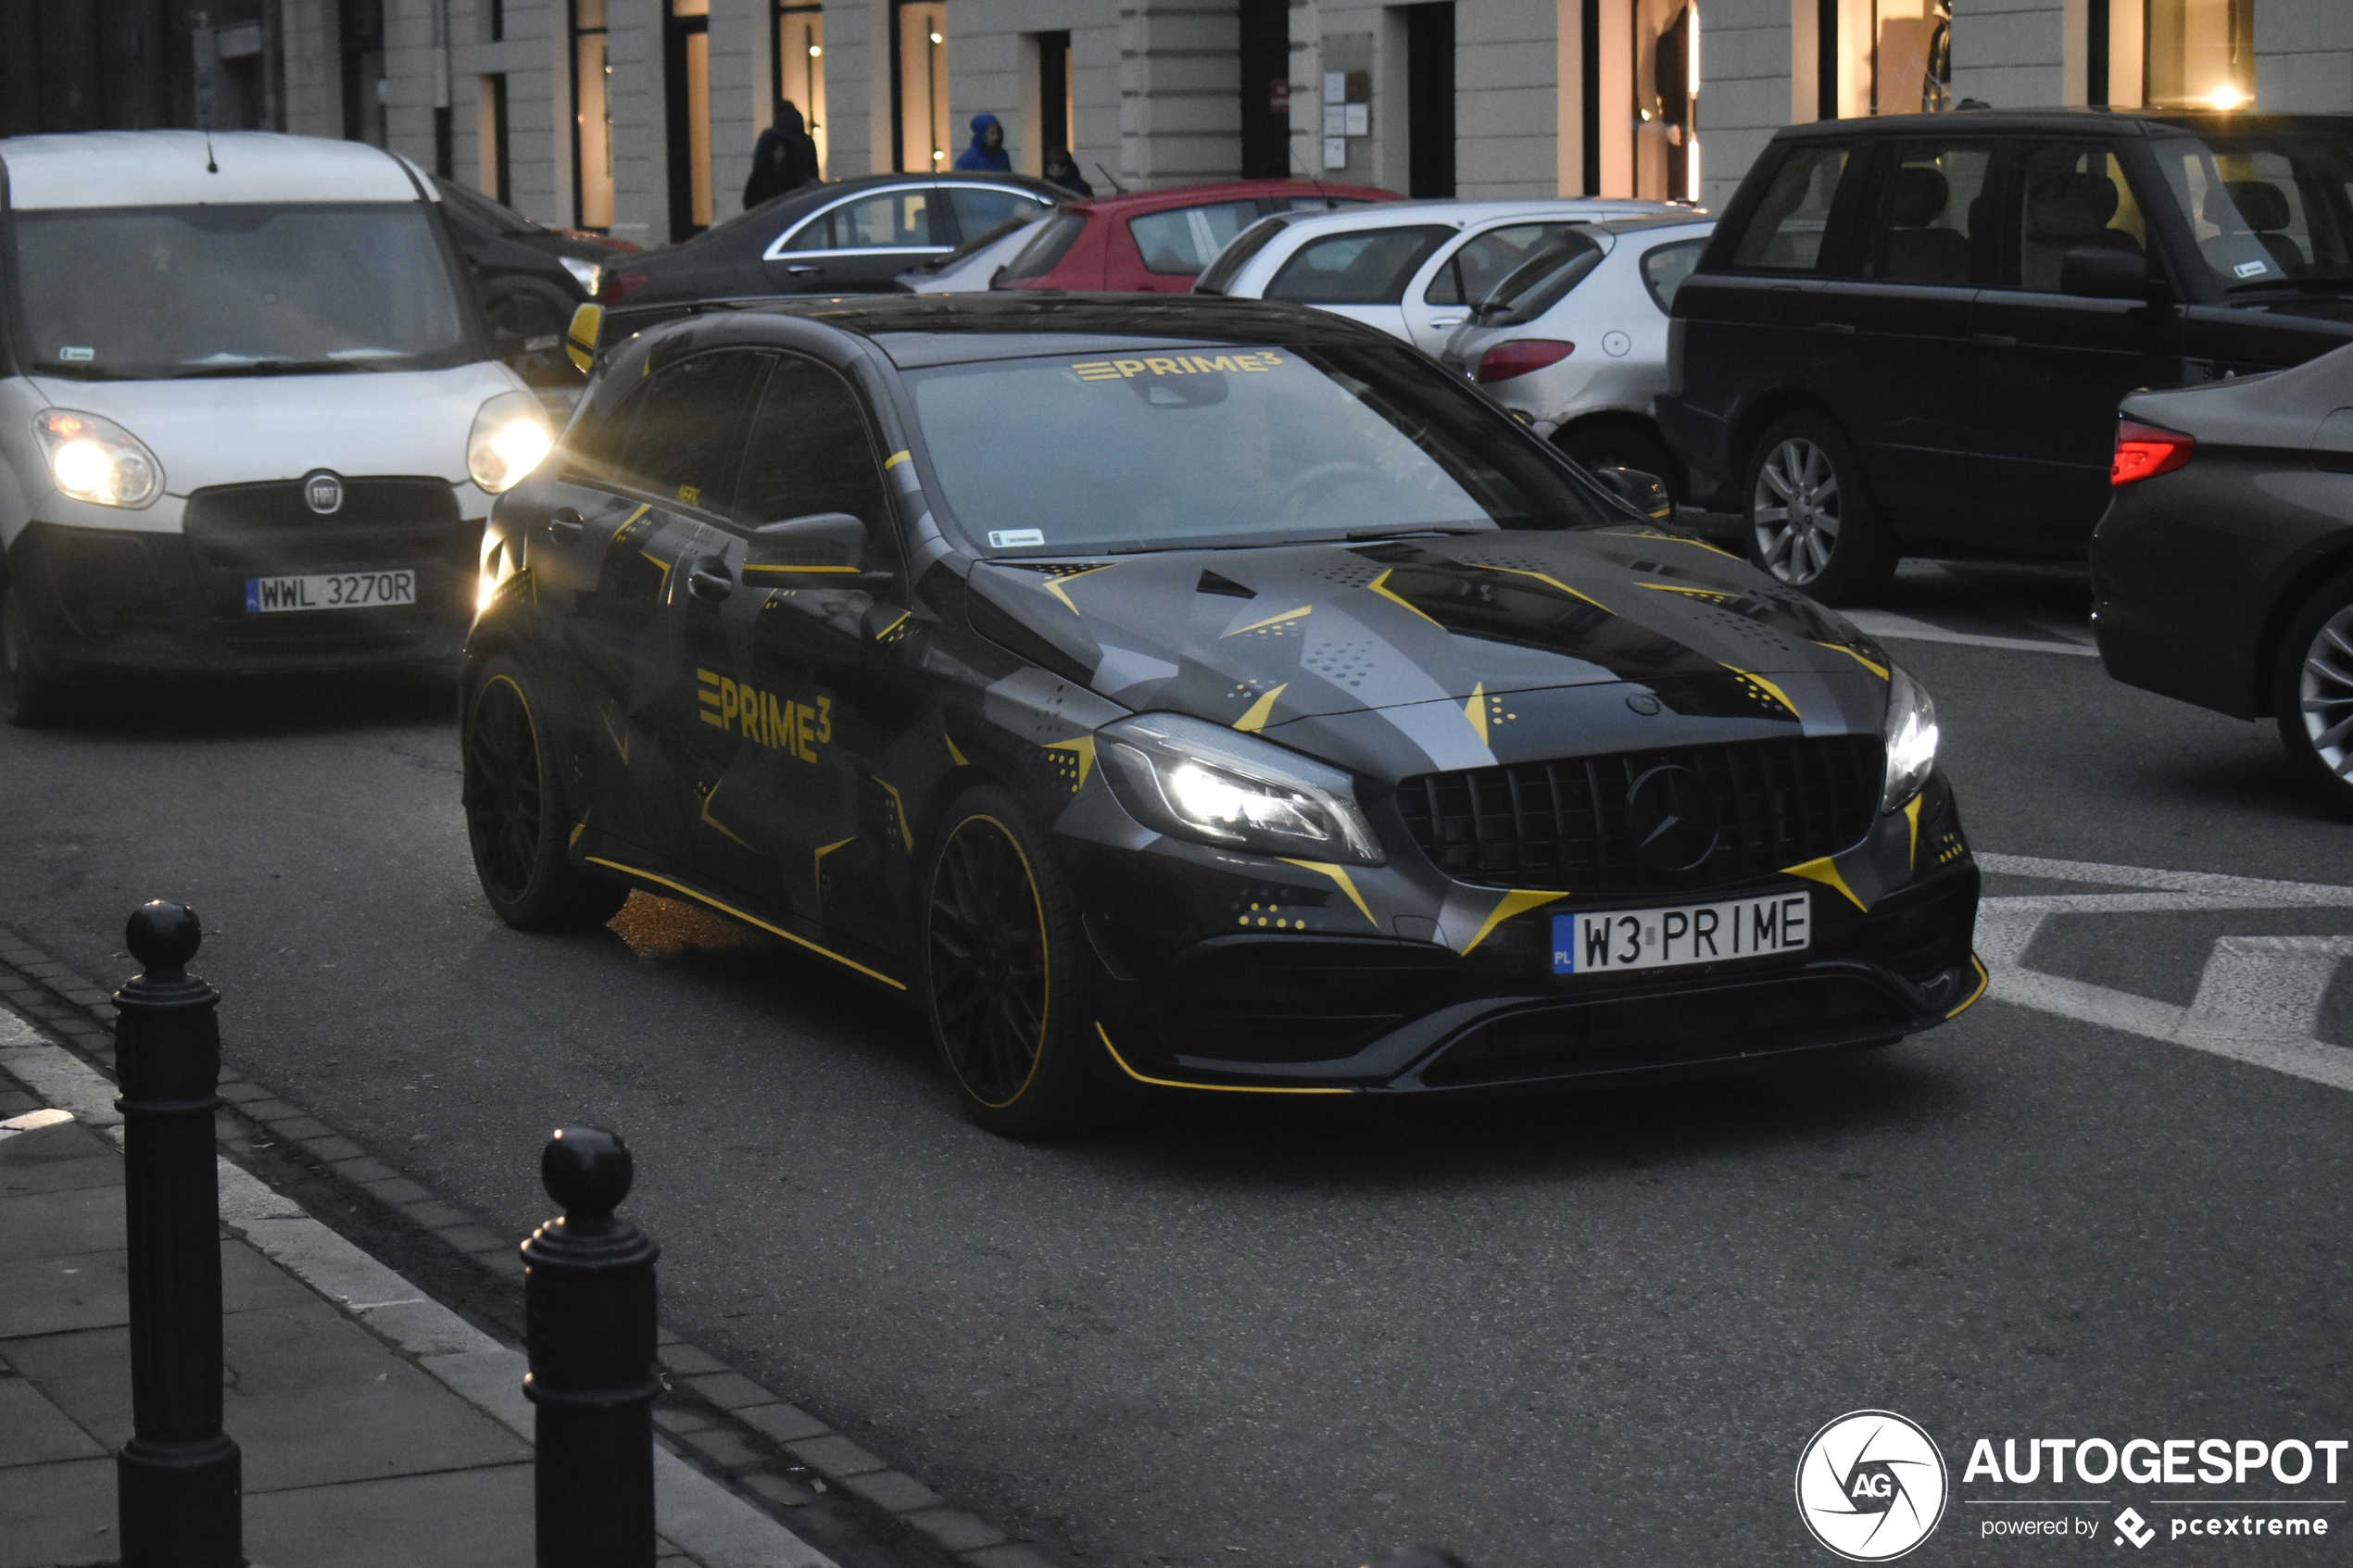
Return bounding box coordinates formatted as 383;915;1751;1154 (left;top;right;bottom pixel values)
461;655;629;930
1743;412;1898;605
1555;420;1685;504
2273;570;2353;817
0;585;70;728
922;786;1125;1137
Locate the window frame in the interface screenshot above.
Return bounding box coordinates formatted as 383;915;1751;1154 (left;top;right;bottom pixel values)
761;181;979;260
1854;136;1999;288
727;349;899;569
1718;139;1872;278
1980;134;2173;295
572;347;772;519
1262;223;1460;306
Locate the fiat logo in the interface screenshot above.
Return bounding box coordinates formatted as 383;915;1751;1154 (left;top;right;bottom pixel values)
301;470;345;515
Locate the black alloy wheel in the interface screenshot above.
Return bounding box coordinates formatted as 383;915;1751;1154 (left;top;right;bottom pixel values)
461;655;628;929
1743;411;1897;605
923;787;1124;1136
2276;570;2353;817
0;585;69;728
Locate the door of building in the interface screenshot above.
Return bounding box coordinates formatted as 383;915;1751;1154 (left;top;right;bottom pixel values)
664;0;713;242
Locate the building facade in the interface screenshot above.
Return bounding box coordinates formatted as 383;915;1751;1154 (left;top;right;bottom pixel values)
5;0;2347;241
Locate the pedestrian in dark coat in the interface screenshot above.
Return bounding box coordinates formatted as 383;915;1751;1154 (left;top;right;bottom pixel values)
1042;148;1092;197
953;114;1011;171
744;101;822;208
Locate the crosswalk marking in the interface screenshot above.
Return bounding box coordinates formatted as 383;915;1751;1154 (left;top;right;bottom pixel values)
1970;855;2353;1093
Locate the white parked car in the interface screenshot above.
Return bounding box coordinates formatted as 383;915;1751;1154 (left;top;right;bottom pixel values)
1193;197;1680;354
897;203;1057;294
0;131;552;724
1439;215;1715;495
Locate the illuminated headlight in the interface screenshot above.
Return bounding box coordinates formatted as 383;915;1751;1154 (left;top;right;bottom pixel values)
1881;664;1939;811
558;255;603;297
32;409;163;508
1101;712;1383;866
467;391;555;494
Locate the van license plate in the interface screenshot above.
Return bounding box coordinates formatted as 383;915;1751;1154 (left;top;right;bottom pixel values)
1553;892;1811;975
245;571;417;613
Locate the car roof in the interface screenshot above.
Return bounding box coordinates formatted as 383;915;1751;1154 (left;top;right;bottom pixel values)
660;292;1404;368
1582;212;1714;238
1066;178;1399;216
1772;107;2353;141
0;131;429;210
1265;196;1677;239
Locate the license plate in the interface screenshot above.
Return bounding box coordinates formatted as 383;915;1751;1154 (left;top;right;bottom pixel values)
1553;891;1811;975
245;571;417;613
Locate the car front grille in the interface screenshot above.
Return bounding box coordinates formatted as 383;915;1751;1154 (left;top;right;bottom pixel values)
182;478;472;649
1395;734;1884;896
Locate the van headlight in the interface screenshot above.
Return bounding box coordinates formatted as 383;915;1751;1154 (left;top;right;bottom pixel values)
1881;664;1939;811
33;409;163;508
467;391;554;494
1101;712;1384;866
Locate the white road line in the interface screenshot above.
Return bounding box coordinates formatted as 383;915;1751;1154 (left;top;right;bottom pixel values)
1844;609;2101;657
2184;936;2353;1043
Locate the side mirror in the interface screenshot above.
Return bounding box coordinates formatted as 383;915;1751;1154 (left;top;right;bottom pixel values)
743;511;875;582
1592;466;1674;522
564;304;603;374
2060;246;2147;300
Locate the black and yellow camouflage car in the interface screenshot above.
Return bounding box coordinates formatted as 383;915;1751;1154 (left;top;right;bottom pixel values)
460;294;1982;1135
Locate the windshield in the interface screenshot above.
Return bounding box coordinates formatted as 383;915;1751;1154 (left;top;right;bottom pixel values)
1473;229;1606;324
906;344;1608;556
2149;126;2353;292
10;203;474;379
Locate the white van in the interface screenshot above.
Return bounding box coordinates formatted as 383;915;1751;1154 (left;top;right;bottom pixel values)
0;132;553;723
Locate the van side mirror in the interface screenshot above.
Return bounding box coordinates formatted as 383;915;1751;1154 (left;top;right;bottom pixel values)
744;512;877;580
2060;246;2147;300
1592;466;1674;522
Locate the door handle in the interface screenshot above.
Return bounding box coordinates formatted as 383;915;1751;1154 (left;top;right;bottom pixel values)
1971;332;2018;347
784;264;821;276
686;559;733;602
1816;320;1856;335
1428;315;1466;329
545;508;585;545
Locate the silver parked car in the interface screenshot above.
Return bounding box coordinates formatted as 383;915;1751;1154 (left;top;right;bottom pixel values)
1440;215;1714;497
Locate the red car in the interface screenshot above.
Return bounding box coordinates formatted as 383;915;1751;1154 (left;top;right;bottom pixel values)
996;178;1397;294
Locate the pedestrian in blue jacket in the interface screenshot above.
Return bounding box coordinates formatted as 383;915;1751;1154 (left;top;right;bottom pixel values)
954;114;1011;171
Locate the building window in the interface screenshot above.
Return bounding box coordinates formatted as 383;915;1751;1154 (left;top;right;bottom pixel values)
480;74;511;205
892;1;949;173
2145;0;2252;108
774;4;827;177
1871;0;1951;114
571;0;612;229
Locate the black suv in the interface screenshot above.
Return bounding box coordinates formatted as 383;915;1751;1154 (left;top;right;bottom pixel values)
1658;109;2353;601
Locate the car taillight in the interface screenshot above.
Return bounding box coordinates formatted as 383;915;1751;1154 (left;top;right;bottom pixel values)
1476;339;1575;383
2111;419;2196;486
599;270;651;305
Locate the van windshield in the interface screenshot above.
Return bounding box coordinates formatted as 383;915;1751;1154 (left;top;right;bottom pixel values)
10;203;473;379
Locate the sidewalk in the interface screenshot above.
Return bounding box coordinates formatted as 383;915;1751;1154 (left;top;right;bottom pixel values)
0;1010;832;1568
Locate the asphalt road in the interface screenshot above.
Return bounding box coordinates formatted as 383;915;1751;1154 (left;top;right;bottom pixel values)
3;560;2349;1566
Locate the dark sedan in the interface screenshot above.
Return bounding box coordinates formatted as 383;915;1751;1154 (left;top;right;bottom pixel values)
594;173;1063;342
465;295;1981;1136
2093;340;2353;811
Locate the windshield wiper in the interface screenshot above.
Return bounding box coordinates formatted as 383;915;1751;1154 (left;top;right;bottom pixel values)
1344;524;1485;541
172;358;378;378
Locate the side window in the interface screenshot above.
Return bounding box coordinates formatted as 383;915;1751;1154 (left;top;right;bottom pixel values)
1193;214;1290;295
785;188;936;252
1127;201;1265;276
613;350;767;511
1730;144;1855;272
1000;210;1089;282
946;186;1050;243
1640;238;1709;311
1424;222;1567;306
1864;142;1992;285
1265;225;1456;305
2006;143;2148;292
734;355;891;562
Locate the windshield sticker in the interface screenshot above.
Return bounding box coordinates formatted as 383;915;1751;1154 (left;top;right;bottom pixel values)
1071;352;1285;383
2233;258;2270;278
57;347;94;362
988;529;1046;548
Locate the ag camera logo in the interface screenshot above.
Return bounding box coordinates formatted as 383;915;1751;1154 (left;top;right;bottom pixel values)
1796;1411;1949;1561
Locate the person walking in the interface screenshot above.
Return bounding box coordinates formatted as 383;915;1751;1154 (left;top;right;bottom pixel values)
1041;147;1091;197
744;101;822;209
953;114;1011;172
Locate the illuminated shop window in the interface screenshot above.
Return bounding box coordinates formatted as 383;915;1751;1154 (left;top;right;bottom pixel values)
2145;0;2253;109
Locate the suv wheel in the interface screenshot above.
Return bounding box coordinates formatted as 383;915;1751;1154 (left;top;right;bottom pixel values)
1744;413;1896;604
0;585;69;727
2275;570;2353;816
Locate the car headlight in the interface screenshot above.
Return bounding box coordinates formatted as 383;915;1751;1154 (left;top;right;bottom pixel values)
32;409;163;508
1881;664;1939;811
1101;712;1384;866
467;391;555;494
558;255;603;298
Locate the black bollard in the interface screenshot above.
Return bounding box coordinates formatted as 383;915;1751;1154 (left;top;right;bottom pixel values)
113;901;242;1568
523;1126;661;1568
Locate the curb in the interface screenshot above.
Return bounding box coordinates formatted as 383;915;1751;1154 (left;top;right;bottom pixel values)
0;925;1061;1568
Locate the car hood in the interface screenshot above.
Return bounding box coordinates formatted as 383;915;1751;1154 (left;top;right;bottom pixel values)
29;363;521;494
968;527;1893;771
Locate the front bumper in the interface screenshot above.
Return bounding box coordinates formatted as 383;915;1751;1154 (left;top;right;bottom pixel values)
7;479;480;680
1063;772;1981;1096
